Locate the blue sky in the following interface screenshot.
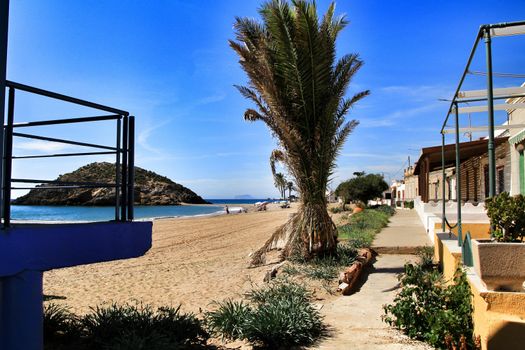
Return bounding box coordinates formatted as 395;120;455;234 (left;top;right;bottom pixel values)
6;0;525;198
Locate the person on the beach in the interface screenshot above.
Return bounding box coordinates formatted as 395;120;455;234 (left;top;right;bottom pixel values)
225;205;229;214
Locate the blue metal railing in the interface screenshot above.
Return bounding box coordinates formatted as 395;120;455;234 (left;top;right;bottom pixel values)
2;81;135;227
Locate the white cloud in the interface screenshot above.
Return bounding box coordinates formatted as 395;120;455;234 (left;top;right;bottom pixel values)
14;141;70;153
341;152;407;161
137;120;172;155
359;103;441;128
380;85;453;101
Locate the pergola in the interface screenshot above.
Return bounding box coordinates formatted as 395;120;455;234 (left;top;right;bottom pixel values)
439;21;525;258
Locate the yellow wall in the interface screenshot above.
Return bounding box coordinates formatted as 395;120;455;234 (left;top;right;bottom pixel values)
434;232;462;281
469;279;525;350
434;222;491;240
435;233;525;349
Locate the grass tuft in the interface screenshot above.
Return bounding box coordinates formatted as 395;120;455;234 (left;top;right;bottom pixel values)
206;280;324;348
44;302;208;350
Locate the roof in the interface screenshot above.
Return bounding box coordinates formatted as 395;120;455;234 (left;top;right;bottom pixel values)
413;137;509;175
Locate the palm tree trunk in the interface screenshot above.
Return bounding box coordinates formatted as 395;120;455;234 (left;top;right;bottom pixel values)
250;200;337;265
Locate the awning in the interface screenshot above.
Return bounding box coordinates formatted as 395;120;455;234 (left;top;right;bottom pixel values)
413;137;509;175
509;129;525;145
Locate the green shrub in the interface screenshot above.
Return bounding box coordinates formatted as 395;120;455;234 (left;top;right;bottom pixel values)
485;192;525;242
44;303;82;347
44;302;208;350
329;206;343;213
205;299;250;340
375;204;396;216
206;280;324;348
403;200;414;209
383;263;476;349
290;243;358;280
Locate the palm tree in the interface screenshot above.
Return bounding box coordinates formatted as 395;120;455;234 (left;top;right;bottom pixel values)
286;181;294;200
274;172;287;199
230;0;368;264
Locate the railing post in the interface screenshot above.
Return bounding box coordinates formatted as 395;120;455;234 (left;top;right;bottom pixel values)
115;117;121;221
441;132;446;232
3;86;14;227
484;28;496;200
454;102;463;246
127;116;135;220
0;0;9;227
121;116;128;221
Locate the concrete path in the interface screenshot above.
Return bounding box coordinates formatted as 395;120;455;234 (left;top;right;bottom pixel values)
372;209;431;254
310;209;433;349
311;255;431;350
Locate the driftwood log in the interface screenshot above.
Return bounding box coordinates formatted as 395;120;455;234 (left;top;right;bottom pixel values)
337;248;376;295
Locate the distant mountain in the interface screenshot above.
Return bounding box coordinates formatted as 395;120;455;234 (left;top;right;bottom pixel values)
234;194;254;199
13;162;209;206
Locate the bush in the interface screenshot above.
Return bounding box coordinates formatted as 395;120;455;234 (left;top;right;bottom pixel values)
329;206;343;214
206;280;324;348
383;260;477;349
395;200;402;207
403;200;414;209
44;303;208;350
290;243;358;280
485;192;525;242
374;204;395;216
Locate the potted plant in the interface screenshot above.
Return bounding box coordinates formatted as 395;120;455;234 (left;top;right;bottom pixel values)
471;192;525;291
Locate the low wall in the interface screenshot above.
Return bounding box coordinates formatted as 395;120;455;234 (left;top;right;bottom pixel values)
414;196;488;243
434;233;525;349
434;232;462;281
467;268;525;350
434;223;491;240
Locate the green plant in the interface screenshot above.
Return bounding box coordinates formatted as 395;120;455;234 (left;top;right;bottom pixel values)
44;302;208;350
404;200;414;209
383;264;476;349
82;303;207;349
336;173;389;206
416;246;435;269
329;206;343;214
231;0;369;264
485;192;525;242
205;299;251;340
206;280;324;348
337;208;392;245
290;243;358;280
43;303;82;346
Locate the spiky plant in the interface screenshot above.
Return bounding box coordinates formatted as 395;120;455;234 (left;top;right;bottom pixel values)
230;0;368;264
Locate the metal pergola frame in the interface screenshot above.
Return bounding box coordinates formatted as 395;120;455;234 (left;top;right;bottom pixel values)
439;20;525;254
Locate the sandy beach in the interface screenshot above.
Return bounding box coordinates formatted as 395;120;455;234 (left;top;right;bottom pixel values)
44;203;295;315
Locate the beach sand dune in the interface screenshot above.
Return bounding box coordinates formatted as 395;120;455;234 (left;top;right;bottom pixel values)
44;204;294;314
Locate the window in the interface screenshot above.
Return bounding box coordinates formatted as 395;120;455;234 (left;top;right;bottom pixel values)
484;165;489;197
473;168;478;202
466;170;470;200
497;166;504;194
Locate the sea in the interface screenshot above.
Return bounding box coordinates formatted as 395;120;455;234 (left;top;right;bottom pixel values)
10;199;271;222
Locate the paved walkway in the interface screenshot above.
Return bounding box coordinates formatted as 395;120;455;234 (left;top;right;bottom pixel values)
311;209;432;350
372;209;431;254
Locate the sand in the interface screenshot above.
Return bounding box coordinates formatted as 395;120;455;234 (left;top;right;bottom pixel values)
44;203;294;314
44;203;429;349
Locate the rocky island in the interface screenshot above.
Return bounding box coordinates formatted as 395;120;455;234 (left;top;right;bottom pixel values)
12;162;209;206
